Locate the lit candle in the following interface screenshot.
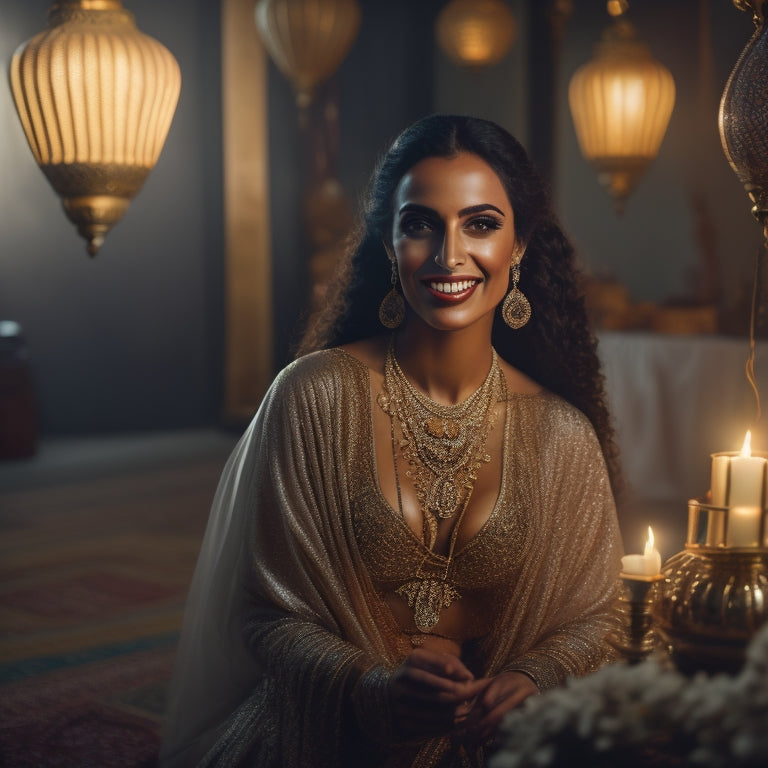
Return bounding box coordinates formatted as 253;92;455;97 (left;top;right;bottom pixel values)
729;431;766;507
621;527;662;577
710;453;730;507
726;431;765;547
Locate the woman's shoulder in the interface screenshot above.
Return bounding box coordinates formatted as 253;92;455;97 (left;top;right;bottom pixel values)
513;388;596;441
273;347;368;392
254;349;369;424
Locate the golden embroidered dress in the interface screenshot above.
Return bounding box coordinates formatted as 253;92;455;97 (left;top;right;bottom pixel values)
160;349;622;768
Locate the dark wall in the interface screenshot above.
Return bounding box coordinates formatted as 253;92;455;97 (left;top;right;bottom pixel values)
268;0;446;367
1;0;761;437
0;0;224;435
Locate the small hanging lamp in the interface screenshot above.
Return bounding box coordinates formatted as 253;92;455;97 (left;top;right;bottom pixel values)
254;0;362;110
9;0;181;256
719;0;768;242
568;2;675;213
435;0;517;69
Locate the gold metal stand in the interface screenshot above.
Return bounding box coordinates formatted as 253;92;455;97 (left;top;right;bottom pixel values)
607;573;664;664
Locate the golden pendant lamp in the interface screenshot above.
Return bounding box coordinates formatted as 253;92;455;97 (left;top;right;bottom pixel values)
568;8;675;213
255;0;362;109
435;0;517;69
9;0;181;256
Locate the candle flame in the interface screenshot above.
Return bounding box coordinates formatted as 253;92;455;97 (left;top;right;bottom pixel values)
644;526;655;555
741;430;752;458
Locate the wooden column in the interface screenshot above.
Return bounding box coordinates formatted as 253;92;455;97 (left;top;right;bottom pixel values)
526;0;572;189
222;0;273;421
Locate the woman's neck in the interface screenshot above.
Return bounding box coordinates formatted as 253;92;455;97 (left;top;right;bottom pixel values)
392;321;495;405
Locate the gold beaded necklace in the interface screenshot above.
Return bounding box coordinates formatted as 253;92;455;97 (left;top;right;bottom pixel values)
377;340;505;632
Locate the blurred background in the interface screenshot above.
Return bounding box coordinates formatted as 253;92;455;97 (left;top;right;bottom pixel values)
0;0;762;440
1;3;767;763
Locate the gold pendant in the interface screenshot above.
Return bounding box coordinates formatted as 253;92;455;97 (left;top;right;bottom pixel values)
396;578;461;632
424;417;460;440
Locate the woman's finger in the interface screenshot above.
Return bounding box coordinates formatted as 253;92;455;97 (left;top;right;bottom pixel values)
394;667;483;702
404;648;475;682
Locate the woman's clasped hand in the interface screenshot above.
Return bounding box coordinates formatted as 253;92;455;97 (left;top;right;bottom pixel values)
388;648;539;744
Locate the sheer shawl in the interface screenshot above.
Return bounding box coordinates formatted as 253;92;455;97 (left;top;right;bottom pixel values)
160;349;622;767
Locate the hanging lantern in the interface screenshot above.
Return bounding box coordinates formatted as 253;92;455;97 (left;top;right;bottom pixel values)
254;0;362;109
435;0;516;69
719;0;768;241
9;0;181;257
568;16;675;213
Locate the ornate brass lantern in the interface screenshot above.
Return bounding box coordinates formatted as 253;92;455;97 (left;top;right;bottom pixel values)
568;11;675;213
9;0;181;256
719;0;768;242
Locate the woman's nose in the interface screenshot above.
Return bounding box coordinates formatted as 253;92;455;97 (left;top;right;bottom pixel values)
434;228;464;270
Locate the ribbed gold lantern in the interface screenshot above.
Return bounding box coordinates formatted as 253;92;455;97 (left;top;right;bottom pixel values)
435;0;516;69
9;0;181;256
255;0;362;109
568;17;675;213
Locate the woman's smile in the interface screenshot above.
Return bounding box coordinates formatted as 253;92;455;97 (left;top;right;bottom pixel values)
423;277;480;300
391;152;518;333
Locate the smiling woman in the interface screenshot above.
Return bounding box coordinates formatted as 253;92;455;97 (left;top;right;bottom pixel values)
161;115;623;768
391;153;517;336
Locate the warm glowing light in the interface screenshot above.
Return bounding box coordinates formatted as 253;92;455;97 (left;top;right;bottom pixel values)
607;0;629;17
741;430;753;458
621;525;662;576
9;0;181;256
568;17;675;213
644;526;655;556
435;0;516;69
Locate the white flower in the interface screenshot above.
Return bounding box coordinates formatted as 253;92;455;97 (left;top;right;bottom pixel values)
491;624;768;768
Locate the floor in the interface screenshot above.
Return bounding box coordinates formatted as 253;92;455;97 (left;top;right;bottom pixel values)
0;428;240;767
0;427;691;766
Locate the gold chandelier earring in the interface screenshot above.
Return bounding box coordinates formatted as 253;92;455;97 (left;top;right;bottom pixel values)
379;249;406;329
502;259;531;329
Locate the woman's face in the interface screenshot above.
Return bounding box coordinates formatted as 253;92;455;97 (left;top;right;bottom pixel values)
391;152;519;334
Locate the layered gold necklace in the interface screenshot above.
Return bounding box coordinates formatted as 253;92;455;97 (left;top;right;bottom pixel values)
377;340;505;632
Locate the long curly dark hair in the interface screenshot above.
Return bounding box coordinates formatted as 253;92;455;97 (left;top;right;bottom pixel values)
297;114;621;495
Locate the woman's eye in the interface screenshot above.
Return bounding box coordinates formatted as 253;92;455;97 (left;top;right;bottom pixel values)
400;217;434;236
466;216;502;233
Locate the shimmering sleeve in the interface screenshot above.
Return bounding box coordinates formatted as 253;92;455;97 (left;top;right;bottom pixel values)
199;352;400;765
493;399;622;691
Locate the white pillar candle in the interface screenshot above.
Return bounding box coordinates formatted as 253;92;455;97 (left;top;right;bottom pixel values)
727;506;762;547
621;526;662;577
710;454;731;507
725;431;765;547
729;431;766;508
707;454;729;544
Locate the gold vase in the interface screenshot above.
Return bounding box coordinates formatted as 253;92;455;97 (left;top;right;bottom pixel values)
653;502;768;674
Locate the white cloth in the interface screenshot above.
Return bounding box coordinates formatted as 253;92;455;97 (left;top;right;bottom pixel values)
598;331;768;502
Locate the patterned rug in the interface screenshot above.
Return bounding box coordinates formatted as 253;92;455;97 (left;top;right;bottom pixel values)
0;434;236;768
1;643;175;768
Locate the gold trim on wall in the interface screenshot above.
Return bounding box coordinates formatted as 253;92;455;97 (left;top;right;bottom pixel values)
222;0;273;420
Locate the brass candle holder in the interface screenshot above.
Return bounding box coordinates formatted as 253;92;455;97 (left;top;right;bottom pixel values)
607;572;664;664
653;499;768;675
